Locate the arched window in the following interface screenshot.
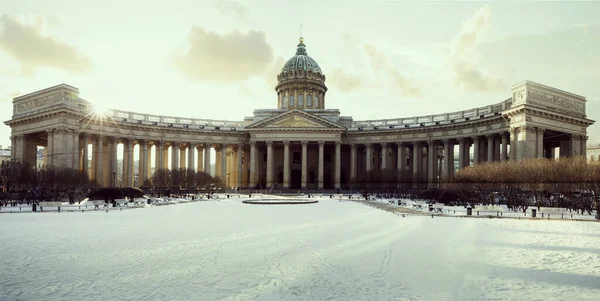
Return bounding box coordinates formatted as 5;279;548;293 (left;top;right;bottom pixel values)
298;94;304;106
282;95;287;108
315;95;320;108
289;95;295;107
307;95;313;107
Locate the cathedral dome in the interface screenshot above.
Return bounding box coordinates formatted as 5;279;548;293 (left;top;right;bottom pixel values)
277;37;326;84
275;37;328;110
281;37;323;75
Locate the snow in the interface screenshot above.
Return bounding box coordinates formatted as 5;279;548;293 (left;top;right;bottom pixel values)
1;197;599;300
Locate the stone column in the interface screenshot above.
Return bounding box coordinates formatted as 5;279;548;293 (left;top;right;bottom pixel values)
72;131;80;170
266;142;274;188
95;135;103;186
397;143;406;171
442;139;452;178
237;144;243;188
487;134;494;163
249;142;257;188
335;141;341;189
155;141;163;171
509;128;518;161
411;142;423;182
111;137;119;187
283;141;290;188
221;144;227;186
82;134;89;175
123;139;133;187
350;144;357;181
472;136;480;165
318;141;324;189
381;143;387;170
427;140;438;187
139;140;148;186
517;126;537;160
458;138;466;169
188;143;195;171
536;128;545;158
197;144;204;172
301;141;308;189
171;142;180;170
204;143;211;174
501;133;508;162
365;143;373;172
180;146;186;169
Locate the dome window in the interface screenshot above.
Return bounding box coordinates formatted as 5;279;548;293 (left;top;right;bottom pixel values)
289;95;295;107
298;95;304;106
307;95;313;107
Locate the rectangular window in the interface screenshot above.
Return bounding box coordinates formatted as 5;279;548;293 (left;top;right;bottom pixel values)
283;96;287;108
307;95;313;106
289;95;295;107
298;95;304;106
315;96;319;107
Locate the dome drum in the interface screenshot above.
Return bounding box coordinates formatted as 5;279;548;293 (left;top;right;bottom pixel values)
276;37;328;110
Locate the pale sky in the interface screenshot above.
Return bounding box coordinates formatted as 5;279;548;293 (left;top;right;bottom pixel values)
1;0;600;149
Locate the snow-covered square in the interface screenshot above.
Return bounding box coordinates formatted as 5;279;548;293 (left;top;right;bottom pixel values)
1;198;599;301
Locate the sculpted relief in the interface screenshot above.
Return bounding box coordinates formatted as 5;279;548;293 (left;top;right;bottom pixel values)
526;90;584;114
270;115;322;128
14;92;78;114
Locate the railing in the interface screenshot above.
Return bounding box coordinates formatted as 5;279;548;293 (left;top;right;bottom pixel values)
349;98;512;129
79;103;246;128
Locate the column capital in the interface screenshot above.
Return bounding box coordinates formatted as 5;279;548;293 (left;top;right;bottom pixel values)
351;143;357;149
380;142;387;147
472;135;480;142
45;128;54;134
301;140;308;145
442;139;452;145
335;141;342;145
318;140;325;146
249;141;257;146
266;141;273;146
282;140;290;145
537;127;545;135
485;133;493;139
236;143;244;149
509;127;519;134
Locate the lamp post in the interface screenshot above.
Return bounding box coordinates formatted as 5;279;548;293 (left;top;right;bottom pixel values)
113;172;116;187
227;173;230;190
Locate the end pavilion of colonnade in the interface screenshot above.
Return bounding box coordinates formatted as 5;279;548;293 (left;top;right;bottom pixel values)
4;38;594;189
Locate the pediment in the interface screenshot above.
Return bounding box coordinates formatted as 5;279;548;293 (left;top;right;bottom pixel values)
246;109;344;130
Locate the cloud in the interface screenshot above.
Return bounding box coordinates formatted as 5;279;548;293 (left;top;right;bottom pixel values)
215;1;253;25
449;5;505;92
358;41;422;96
387;69;422;97
263;56;286;87
171;27;274;82
328;67;363;92
0;14;92;75
363;43;386;70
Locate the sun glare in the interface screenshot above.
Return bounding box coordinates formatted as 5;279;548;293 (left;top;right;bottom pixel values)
91;103;111;117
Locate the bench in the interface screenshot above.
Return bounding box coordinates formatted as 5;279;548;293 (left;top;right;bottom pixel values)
535;207;568;217
474;205;504;216
432;203;444;213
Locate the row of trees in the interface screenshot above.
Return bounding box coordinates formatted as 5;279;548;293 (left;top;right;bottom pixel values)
349;158;599;217
0;160;92;205
0;161;225;204
448;158;600;215
149;168;223;197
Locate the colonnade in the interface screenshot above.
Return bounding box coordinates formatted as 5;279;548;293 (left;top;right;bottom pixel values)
10;125;588;189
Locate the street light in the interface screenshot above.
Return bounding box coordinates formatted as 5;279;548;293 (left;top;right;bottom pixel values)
227;173;230;190
113;172;116;187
